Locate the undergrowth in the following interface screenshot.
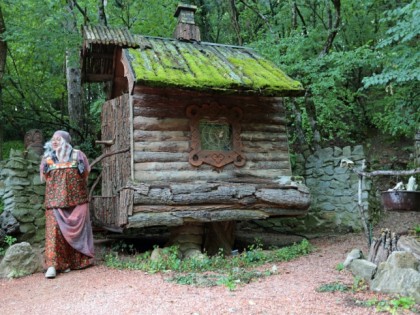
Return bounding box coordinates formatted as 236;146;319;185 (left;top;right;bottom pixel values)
357;296;418;315
104;239;312;290
0;235;17;257
317;280;419;314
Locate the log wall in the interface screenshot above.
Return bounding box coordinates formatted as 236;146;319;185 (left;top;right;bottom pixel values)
93;87;310;229
132;86;292;183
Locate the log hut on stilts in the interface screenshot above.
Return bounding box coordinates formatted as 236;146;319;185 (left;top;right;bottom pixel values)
81;3;311;257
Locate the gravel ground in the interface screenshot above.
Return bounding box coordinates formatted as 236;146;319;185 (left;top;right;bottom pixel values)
0;211;419;315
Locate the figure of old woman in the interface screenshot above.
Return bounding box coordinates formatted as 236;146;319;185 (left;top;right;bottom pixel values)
40;130;94;279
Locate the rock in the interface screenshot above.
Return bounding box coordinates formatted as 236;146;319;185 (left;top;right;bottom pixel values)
0;211;19;234
344;248;364;267
370;251;420;303
183;248;206;260
348;259;377;281
0;242;42;278
397;235;420;261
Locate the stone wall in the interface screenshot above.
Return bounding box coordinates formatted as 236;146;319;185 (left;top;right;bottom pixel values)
239;145;370;236
0;149;45;245
415;129;420;167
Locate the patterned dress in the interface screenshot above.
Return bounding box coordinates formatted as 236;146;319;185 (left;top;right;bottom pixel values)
42;150;94;271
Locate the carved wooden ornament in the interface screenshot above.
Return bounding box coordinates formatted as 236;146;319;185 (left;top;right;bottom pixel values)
186;103;245;169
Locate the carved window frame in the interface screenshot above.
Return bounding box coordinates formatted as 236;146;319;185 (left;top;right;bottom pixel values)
186;103;246;169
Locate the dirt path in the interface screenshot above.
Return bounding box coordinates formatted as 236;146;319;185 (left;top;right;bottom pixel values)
1;212;419;315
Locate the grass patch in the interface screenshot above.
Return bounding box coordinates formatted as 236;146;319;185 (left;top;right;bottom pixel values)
104;239;312;290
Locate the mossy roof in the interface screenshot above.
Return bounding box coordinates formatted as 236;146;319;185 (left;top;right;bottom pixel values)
126;35;305;97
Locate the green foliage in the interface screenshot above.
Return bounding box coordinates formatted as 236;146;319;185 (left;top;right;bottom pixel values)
352;276;368;292
361;296;418;315
2;141;24;159
270;239;312;261
316;282;349;293
104;239;312;290
106;0;178;37
4;235;17;247
0;235;17;257
1;0;418;153
363;0;420;87
335;262;345;272
361;0;420;137
8;269;30;279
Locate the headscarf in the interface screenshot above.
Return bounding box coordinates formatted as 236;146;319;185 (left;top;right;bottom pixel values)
53;130;72;144
43;130;73;162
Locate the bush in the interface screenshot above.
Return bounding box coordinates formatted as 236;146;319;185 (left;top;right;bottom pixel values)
2;141;24;159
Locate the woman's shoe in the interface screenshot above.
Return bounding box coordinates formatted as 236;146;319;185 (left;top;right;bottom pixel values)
45;267;56;279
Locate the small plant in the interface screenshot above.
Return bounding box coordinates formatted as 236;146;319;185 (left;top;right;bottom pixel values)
4;235;17;247
360;296;418;315
110;240;136;255
413;224;420;236
9;269;30;278
104;239;312;290
335;262;345;271
352;276;368;292
316;282;349;293
0;234;17;257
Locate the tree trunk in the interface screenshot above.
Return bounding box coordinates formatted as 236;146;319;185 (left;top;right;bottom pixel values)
64;1;85;141
97;0;107;26
203;221;236;256
228;0;242;45
0;5;7;161
66;51;84;137
291;1;297;30
319;0;341;57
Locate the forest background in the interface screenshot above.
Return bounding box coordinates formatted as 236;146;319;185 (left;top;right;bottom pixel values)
0;0;418;164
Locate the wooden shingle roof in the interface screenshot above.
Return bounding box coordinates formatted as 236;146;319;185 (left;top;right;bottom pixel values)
83;25;139;48
82;25;305;96
127;35;304;96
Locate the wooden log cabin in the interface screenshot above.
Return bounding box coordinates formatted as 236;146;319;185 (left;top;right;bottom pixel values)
81;4;311;253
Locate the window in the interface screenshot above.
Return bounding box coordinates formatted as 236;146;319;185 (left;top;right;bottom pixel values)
187;103;245;169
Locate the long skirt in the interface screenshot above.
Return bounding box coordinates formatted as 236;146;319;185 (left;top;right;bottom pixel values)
44;208;93;271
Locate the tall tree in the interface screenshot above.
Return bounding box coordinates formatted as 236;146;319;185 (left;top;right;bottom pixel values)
319;0;341;57
64;1;84;142
0;5;7;160
362;0;420;137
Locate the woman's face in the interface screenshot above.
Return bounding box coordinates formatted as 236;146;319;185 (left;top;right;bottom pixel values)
51;136;62;151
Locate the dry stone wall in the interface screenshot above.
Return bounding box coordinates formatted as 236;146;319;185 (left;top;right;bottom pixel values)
240;145;370;236
415;129;420;167
0;149;45;246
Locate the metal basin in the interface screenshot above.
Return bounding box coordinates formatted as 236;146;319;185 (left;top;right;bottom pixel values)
381;191;420;211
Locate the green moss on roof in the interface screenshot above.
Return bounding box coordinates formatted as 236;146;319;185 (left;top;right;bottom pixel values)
128;38;304;96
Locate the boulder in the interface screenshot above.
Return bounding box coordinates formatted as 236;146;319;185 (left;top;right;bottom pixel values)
343;248;364;267
397;235;420;261
348;259;377;281
0;211;19;235
0;242;42;278
370;251;420;303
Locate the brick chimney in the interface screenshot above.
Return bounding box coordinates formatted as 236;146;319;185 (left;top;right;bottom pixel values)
173;3;201;42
